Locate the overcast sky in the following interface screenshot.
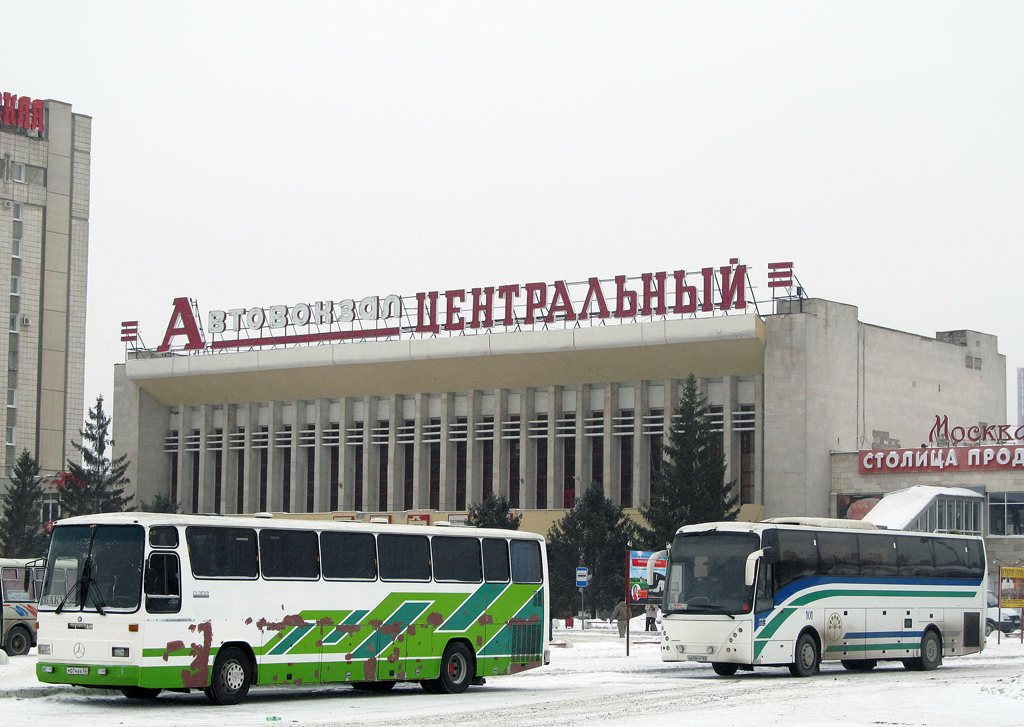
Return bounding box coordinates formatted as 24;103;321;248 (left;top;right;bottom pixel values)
7;1;1024;423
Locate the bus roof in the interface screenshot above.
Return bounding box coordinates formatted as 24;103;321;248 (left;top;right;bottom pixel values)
48;511;545;542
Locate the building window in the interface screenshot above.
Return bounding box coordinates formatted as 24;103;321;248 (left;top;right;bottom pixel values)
563;440;575;509
7;350;17;371
10;275;19;296
11;203;21;221
8;314;17;333
41;493;59;524
5;426;14;445
619;435;633;508
989;493;1024;536
6;388;14;408
10;163;24;183
11;239;20;258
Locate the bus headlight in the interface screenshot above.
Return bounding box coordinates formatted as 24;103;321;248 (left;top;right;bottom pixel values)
38;643;51;655
112;647;130;658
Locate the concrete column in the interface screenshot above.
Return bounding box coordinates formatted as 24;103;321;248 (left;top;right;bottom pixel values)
241;403;259;514
439;392;456;511
312;398;330;512
494;389;509;499
548;386;562;511
267;402;284;512
222;404;238;515
412;393;430;509
633;380;651;508
520;388;536;509
197;405;215;514
362;396;379;512
467;390;483;507
339;397;356;511
603;383;617;503
386;395;400;512
723;376;737;494
174;407;189;513
754;374;765;506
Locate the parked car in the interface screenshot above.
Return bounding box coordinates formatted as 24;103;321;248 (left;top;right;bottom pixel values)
987;591;1021;636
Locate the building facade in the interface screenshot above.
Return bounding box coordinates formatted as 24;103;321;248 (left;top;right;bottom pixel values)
0;93;89;507
113;267;1007;540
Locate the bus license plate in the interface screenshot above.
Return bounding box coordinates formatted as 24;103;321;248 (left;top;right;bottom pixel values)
66;667;89;675
686;655;708;662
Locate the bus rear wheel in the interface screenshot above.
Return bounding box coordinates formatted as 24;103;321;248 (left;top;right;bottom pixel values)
204;646;252;705
788;632;820;677
3;625;31;656
427;642;474;694
712;662;739;676
121;686;162;699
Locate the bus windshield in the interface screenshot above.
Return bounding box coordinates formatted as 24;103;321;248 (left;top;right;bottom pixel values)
664;530;760;615
39;524;145;613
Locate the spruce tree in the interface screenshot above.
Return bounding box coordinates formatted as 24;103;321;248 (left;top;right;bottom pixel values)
546;482;637;619
60;395;133;517
467;493;521;530
0;449;49;557
141;494;180;513
639;373;737;550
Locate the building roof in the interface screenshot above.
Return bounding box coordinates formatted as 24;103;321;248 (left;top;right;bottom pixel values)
862;485;982;531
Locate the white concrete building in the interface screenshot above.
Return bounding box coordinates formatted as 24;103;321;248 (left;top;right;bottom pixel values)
112;266;1008;538
0;92;89;509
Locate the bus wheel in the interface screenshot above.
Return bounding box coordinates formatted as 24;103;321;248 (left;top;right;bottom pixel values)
712;662;739;676
4;625;31;656
431;642;474;694
841;659;877;671
788;632;820;677
121;686;162;699
352;681;396;692
918;630;942;670
204;646;252;705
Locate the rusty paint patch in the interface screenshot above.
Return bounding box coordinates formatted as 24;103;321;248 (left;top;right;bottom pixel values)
180;622;213;688
477;614;494;626
346;653;354;661
363;657;376;680
294;677;303;685
509;614;541;626
387;648;400;663
397;670;406;679
510;660;541;674
381;623;403;636
367;643;377;655
316;617;335;628
369;619;383;629
334;624;361;635
396;634;405;643
162;640;186;661
244;617;253;625
426;612;444;626
313;670;319;679
476;635;483;648
256;614;309;632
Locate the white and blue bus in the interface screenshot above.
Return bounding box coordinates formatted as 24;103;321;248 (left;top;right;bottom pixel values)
649;518;987;676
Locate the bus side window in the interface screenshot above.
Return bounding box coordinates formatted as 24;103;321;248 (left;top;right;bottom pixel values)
145;552;181;614
897;536;934;577
510;540;543;584
775;530;818;589
432;536;483;583
482;538;510;583
755;561;775;613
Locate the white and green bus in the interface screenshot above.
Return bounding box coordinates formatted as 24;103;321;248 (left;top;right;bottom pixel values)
1;558;45;656
648;518;986;677
36;512;548;704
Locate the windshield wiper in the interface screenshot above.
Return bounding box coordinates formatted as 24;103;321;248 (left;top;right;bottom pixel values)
54;558;107;616
681;603;736;619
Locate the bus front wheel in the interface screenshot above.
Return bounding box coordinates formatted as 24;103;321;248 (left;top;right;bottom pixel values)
3;625;31;656
789;632;820;677
204;646;253;705
712;662;739;676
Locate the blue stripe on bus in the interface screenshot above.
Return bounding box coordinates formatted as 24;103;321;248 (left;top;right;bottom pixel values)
775;576;982;602
844;630;923;639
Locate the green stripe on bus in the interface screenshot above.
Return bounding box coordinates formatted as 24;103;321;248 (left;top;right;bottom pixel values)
268;623;316;655
438;583;508;632
824;643;906;653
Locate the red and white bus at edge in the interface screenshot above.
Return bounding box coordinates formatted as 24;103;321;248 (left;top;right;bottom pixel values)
647;518;987;676
35;512;549;704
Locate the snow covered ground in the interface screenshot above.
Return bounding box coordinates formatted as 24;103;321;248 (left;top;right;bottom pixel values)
4;618;1024;727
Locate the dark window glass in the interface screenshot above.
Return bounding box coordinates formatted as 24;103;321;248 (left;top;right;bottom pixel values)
432;536;482;583
483;538;510;583
145;552;181;614
187;526;258;579
896;536;934;577
933;538;970;579
260;529;319;580
965;539;985;579
149;526;178;548
818;532;860;576
511;540;543;584
378;534;430;581
857;533;898;576
775;530;819;589
322;531;377;580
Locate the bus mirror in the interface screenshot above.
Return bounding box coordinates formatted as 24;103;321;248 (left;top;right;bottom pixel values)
646;550;667;588
745;549;767;587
